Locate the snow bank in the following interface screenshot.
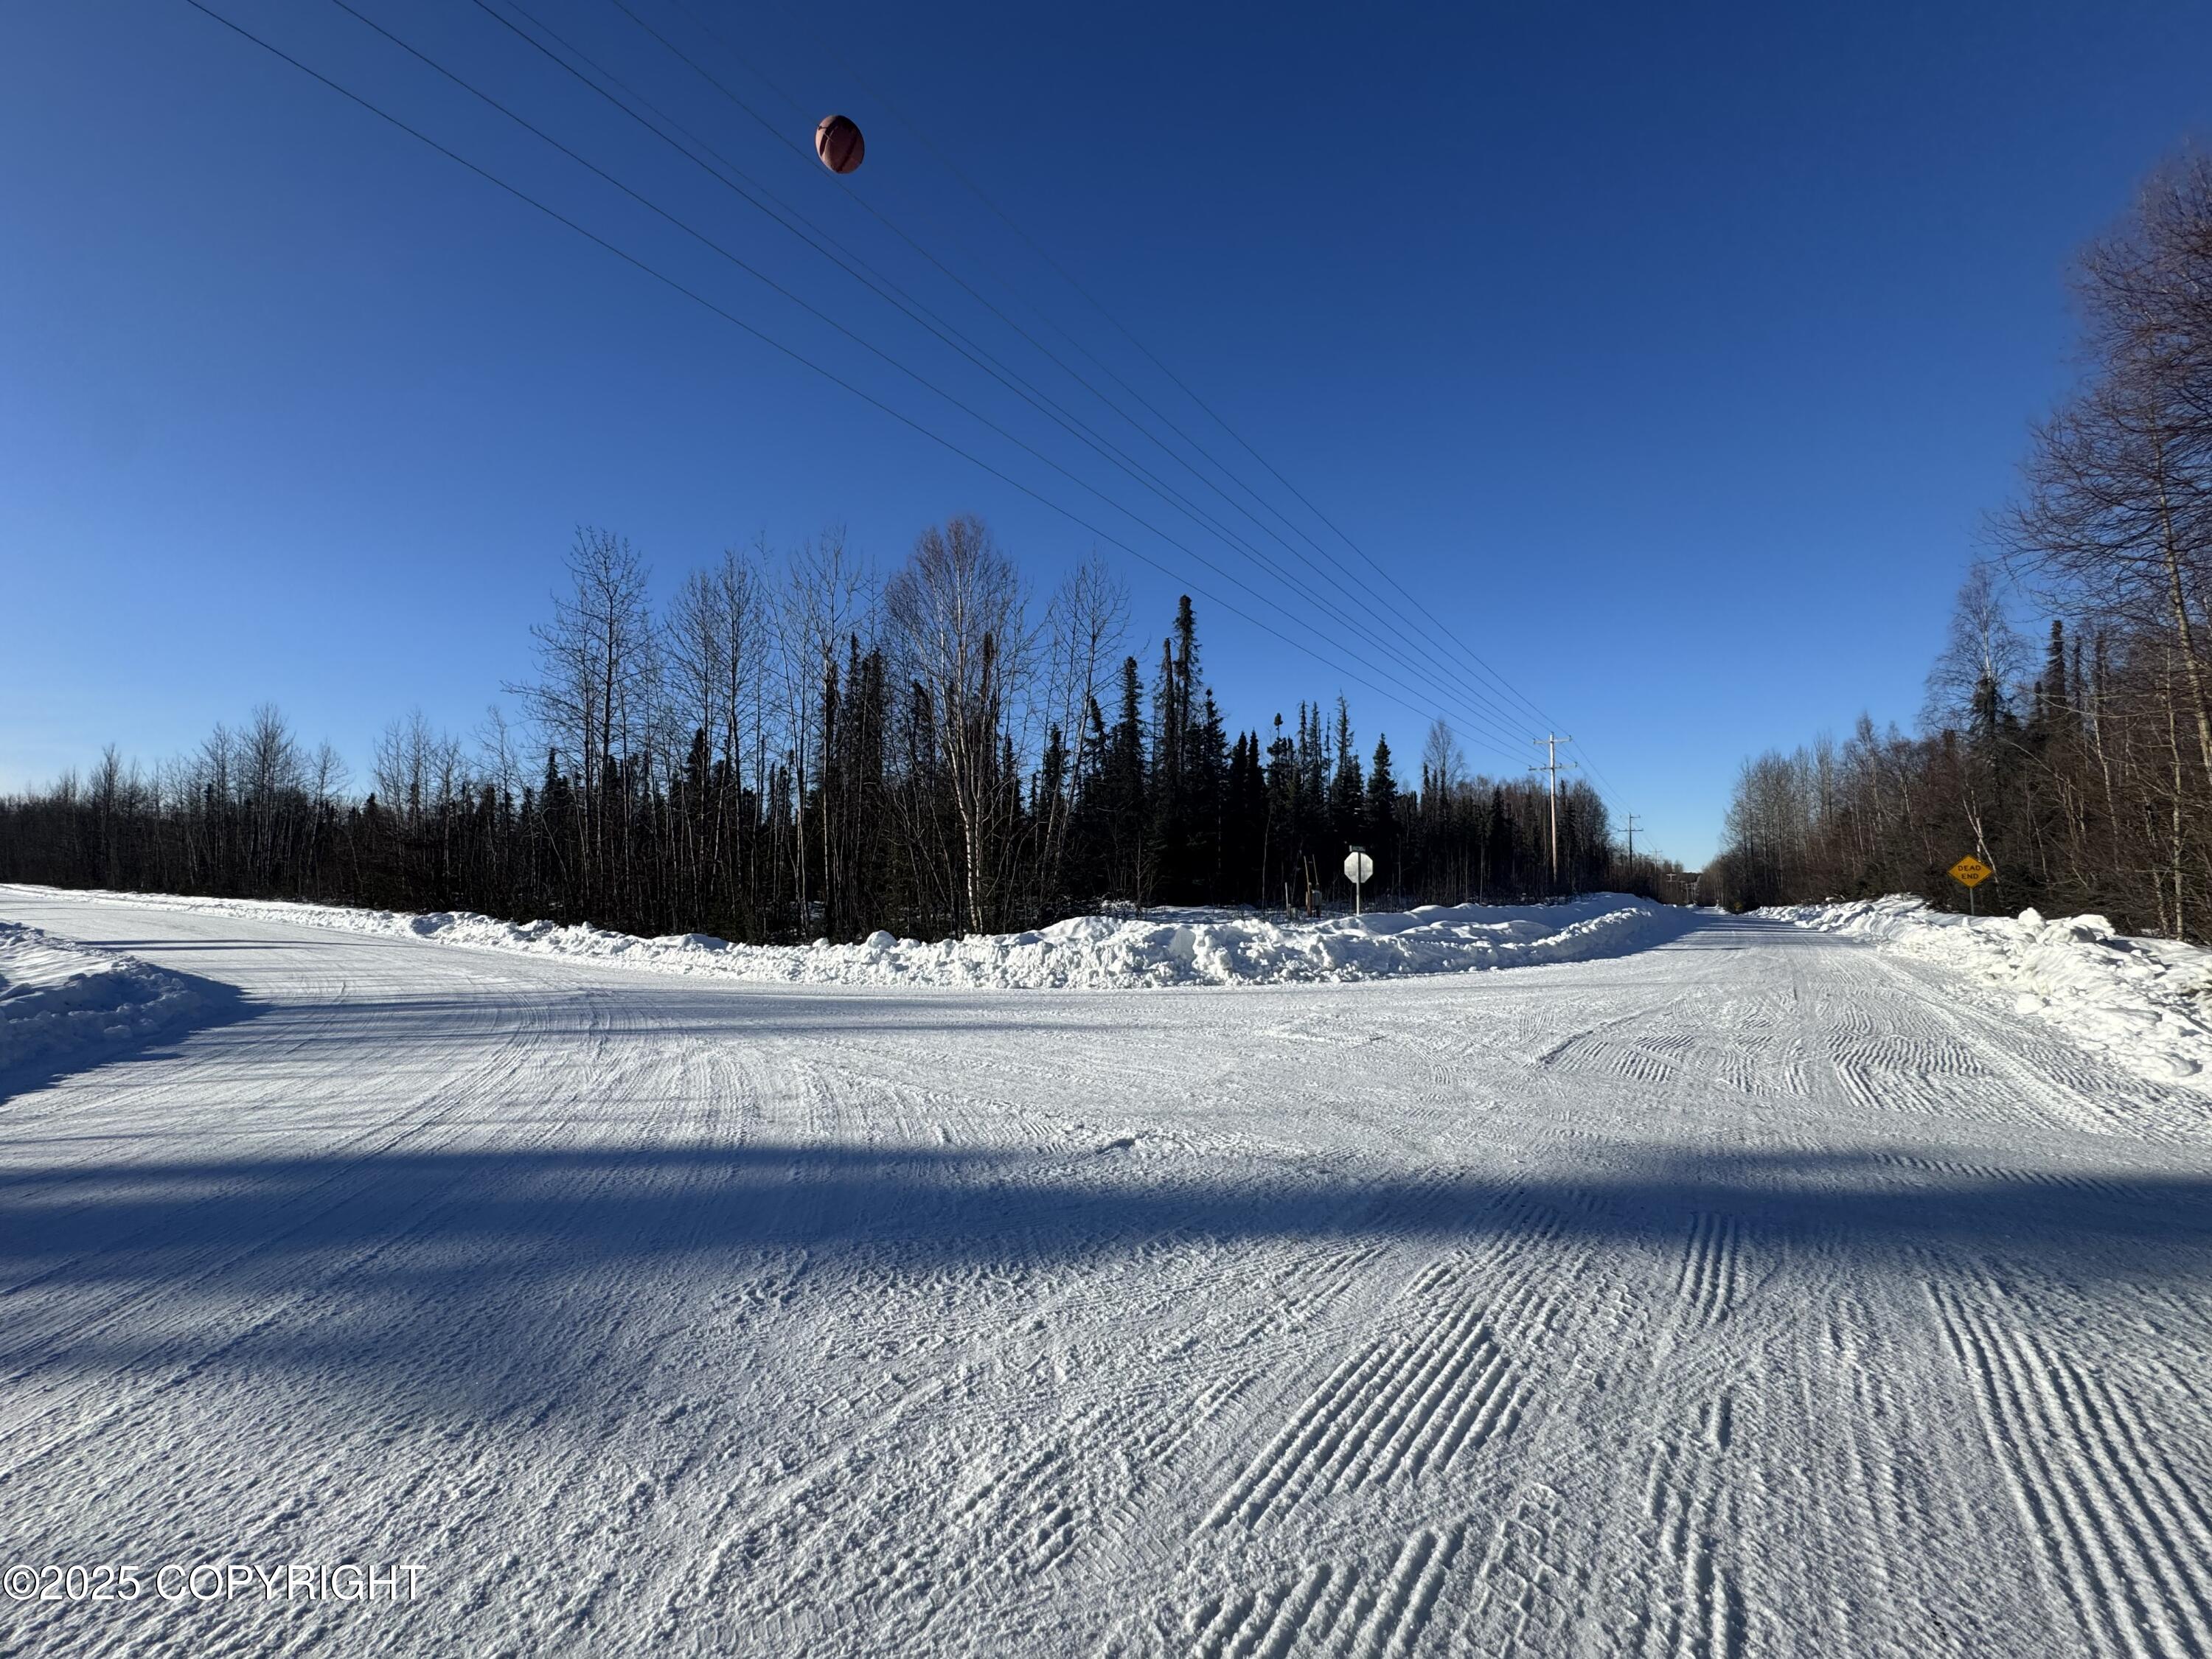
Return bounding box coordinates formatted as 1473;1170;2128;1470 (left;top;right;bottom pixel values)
0;921;203;1079
1;887;1680;990
1763;896;2212;1088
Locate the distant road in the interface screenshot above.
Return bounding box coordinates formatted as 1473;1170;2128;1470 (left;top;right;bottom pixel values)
3;888;2208;1658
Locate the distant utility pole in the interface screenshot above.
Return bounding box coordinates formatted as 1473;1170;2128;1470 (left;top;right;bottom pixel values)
1530;734;1579;889
1624;815;1643;863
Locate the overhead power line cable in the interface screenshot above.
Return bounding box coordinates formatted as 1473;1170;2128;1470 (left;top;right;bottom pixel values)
323;0;1543;765
177;0;1540;766
658;0;1635;813
585;0;1546;754
916;109;1561;733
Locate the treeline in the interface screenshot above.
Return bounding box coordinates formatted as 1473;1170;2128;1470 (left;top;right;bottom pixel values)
1715;153;2212;939
1;516;1665;940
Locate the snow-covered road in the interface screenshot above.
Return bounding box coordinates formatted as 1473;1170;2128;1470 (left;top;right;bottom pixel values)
4;889;2211;1658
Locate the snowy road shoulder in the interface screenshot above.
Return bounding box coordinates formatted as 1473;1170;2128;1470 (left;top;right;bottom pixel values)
0;919;204;1087
1764;895;2212;1089
0;885;1688;990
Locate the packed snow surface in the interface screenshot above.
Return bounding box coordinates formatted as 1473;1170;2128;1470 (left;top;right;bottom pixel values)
0;919;200;1079
1764;894;2212;1091
0;886;1683;988
4;886;2211;1659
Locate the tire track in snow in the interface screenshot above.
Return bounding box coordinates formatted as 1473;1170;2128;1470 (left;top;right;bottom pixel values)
1545;1032;1681;1088
1450;1482;1590;1656
1674;1212;1743;1328
1182;1523;1465;1659
1804;949;2035;1131
1630;1397;1748;1659
1829;1032;1997;1121
693;1234;1335;1646
1201;1255;1550;1531
712;1221;1410;1644
1930;1286;2212;1658
0;975;569;1471
1803;1290;2017;1659
1873;950;2197;1142
871;1432;1088;1644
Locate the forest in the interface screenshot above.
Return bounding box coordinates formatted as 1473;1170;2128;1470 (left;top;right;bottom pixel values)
0;518;1667;942
1714;154;2212;942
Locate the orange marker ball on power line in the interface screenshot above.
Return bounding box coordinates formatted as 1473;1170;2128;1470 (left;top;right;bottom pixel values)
815;114;864;175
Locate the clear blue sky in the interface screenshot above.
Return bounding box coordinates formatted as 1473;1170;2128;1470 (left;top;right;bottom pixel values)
5;1;2210;865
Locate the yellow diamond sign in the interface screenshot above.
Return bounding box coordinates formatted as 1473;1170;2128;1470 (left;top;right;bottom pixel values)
1949;855;1993;888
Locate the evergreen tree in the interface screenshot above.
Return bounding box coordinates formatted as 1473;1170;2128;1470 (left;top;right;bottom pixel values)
1366;735;1399;894
1328;698;1364;858
1102;655;1150;901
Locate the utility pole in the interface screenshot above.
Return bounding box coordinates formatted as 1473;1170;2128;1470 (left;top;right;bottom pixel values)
1624;814;1642;864
1530;734;1579;891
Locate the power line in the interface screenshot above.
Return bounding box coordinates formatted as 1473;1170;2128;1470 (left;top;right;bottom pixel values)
591;0;1551;757
776;11;1568;734
175;0;1541;762
302;0;1576;771
706;1;1644;815
479;0;1542;762
314;0;1540;759
186;0;1640;817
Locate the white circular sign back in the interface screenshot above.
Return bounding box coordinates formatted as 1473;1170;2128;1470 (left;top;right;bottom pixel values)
1343;850;1374;885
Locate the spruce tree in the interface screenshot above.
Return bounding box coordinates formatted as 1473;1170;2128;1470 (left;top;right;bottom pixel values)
1328;698;1365;855
1366;736;1399;894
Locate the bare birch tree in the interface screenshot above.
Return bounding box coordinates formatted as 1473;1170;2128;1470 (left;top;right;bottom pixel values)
885;515;1032;931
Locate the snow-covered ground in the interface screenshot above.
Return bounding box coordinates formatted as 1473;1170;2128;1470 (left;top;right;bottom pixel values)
3;885;2211;1658
0;919;201;1081
0;886;1685;989
1764;895;2212;1091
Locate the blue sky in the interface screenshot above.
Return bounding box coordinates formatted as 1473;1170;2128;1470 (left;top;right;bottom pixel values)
5;1;2210;865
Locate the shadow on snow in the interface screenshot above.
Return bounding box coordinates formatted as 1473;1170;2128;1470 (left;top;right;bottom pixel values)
1;1132;2207;1408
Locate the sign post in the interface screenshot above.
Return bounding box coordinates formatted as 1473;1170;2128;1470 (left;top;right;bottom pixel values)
1949;854;1993;916
1343;846;1374;918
